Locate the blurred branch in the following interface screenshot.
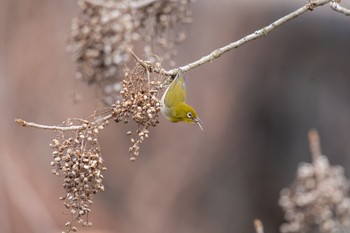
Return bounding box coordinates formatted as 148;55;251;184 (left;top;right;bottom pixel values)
308;129;322;161
330;1;350;16
130;0;158;9
86;0;158;9
254;219;265;233
150;0;333;76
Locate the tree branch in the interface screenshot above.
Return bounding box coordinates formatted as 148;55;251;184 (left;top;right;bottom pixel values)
85;0;159;9
160;0;333;76
16;0;339;131
130;0;158;9
330;1;350;16
15;114;113;131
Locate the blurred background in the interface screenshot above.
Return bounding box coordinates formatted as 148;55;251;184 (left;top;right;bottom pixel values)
1;0;350;233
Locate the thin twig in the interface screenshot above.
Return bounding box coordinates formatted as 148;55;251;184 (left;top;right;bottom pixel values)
330;1;350;16
308;129;322;161
308;129;325;182
15;113;113;131
157;0;332;76
129;49;172;81
85;0;158;9
16;0;336;131
254;219;265;233
129;49;152;71
130;0;158;9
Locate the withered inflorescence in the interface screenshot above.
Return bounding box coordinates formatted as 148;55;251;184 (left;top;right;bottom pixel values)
67;0;193;105
53;0;193;231
279;131;350;233
50;118;108;232
112;63;165;161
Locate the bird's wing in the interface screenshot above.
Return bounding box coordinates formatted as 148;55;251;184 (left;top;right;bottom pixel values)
164;70;186;107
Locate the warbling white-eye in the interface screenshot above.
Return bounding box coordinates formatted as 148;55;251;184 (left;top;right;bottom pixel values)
160;69;203;130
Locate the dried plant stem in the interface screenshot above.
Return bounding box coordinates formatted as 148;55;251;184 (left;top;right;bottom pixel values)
129;50;152;72
15;114;113;131
254;219;265;233
308;129;322;161
308;129;324;182
130;0;158;9
154;0;333;76
330;1;350;16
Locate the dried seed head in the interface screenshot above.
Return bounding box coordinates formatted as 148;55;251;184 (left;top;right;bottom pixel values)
67;0;193;105
279;132;350;233
112;63;164;159
50;117;107;231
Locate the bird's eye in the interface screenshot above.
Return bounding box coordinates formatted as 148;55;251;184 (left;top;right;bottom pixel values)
187;112;193;118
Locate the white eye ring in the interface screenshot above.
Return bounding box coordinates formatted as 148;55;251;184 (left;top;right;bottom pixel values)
187;112;193;118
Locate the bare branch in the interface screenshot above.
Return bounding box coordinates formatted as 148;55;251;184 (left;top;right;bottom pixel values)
160;0;333;76
15;114;113;131
129;49;152;71
330;1;350;16
16;0;338;131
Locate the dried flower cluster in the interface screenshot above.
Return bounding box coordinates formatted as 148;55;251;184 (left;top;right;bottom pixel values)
279;131;350;233
67;0;193;104
112;63;165;160
140;0;193;64
50;118;108;232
